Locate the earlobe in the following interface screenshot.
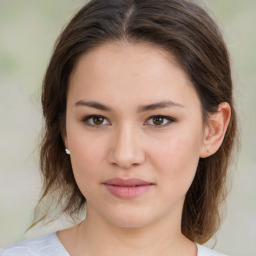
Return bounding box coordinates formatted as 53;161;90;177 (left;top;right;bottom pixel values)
63;137;70;155
200;102;231;158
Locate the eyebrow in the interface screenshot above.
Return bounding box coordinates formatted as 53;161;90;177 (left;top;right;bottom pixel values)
75;100;111;111
75;100;184;112
138;101;184;112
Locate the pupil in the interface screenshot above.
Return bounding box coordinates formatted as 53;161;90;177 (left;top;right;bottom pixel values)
153;117;163;125
94;117;103;125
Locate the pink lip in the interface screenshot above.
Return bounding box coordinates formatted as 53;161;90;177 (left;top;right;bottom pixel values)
103;178;154;199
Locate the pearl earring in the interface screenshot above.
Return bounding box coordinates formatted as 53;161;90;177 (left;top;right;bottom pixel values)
65;148;70;155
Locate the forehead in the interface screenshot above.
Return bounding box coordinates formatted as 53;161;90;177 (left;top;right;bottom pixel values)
68;42;200;110
70;42;187;81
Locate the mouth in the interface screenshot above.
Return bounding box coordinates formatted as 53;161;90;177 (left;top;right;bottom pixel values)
102;178;154;199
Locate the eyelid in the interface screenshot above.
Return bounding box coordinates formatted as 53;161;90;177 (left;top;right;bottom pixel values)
145;115;176;128
81;114;175;128
82;115;111;127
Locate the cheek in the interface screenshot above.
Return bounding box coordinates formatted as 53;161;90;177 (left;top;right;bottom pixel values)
68;133;107;192
152;135;201;188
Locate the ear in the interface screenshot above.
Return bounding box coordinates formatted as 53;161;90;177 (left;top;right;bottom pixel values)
200;102;231;158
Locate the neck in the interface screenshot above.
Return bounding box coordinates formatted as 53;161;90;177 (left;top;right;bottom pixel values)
75;205;196;256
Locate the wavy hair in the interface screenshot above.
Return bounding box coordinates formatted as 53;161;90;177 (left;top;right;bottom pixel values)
30;0;238;244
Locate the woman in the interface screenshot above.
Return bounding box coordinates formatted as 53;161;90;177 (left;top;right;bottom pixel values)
0;0;237;255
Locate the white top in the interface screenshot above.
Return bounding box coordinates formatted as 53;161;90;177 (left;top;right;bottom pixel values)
0;232;228;256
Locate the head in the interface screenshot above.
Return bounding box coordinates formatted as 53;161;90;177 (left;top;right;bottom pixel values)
34;0;237;244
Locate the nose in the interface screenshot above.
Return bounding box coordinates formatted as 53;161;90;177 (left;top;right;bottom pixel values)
107;123;146;169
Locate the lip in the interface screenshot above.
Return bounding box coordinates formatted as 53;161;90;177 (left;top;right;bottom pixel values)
103;178;154;199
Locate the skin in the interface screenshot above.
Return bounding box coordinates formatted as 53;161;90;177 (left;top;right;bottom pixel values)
58;42;231;256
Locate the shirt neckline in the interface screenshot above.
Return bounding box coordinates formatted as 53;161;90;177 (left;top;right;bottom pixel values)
52;232;71;256
53;231;201;256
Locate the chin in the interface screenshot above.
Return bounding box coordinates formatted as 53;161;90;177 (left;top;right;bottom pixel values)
103;206;157;229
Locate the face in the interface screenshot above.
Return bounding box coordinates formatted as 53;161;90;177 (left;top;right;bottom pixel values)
65;42;207;229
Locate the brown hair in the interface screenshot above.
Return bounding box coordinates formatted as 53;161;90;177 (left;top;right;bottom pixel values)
31;0;238;244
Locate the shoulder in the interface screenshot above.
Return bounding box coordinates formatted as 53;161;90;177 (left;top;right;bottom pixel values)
0;232;69;256
197;244;228;256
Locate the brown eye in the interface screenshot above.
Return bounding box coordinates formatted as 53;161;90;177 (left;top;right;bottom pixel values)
93;116;104;125
146;115;175;127
152;116;164;125
82;115;110;127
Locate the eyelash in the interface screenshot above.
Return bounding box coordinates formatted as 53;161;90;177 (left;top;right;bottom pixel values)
81;115;176;128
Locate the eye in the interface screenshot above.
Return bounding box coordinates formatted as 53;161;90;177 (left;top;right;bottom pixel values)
146;115;175;127
82;115;110;127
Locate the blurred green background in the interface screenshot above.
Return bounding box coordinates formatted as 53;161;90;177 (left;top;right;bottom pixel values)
0;0;255;255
